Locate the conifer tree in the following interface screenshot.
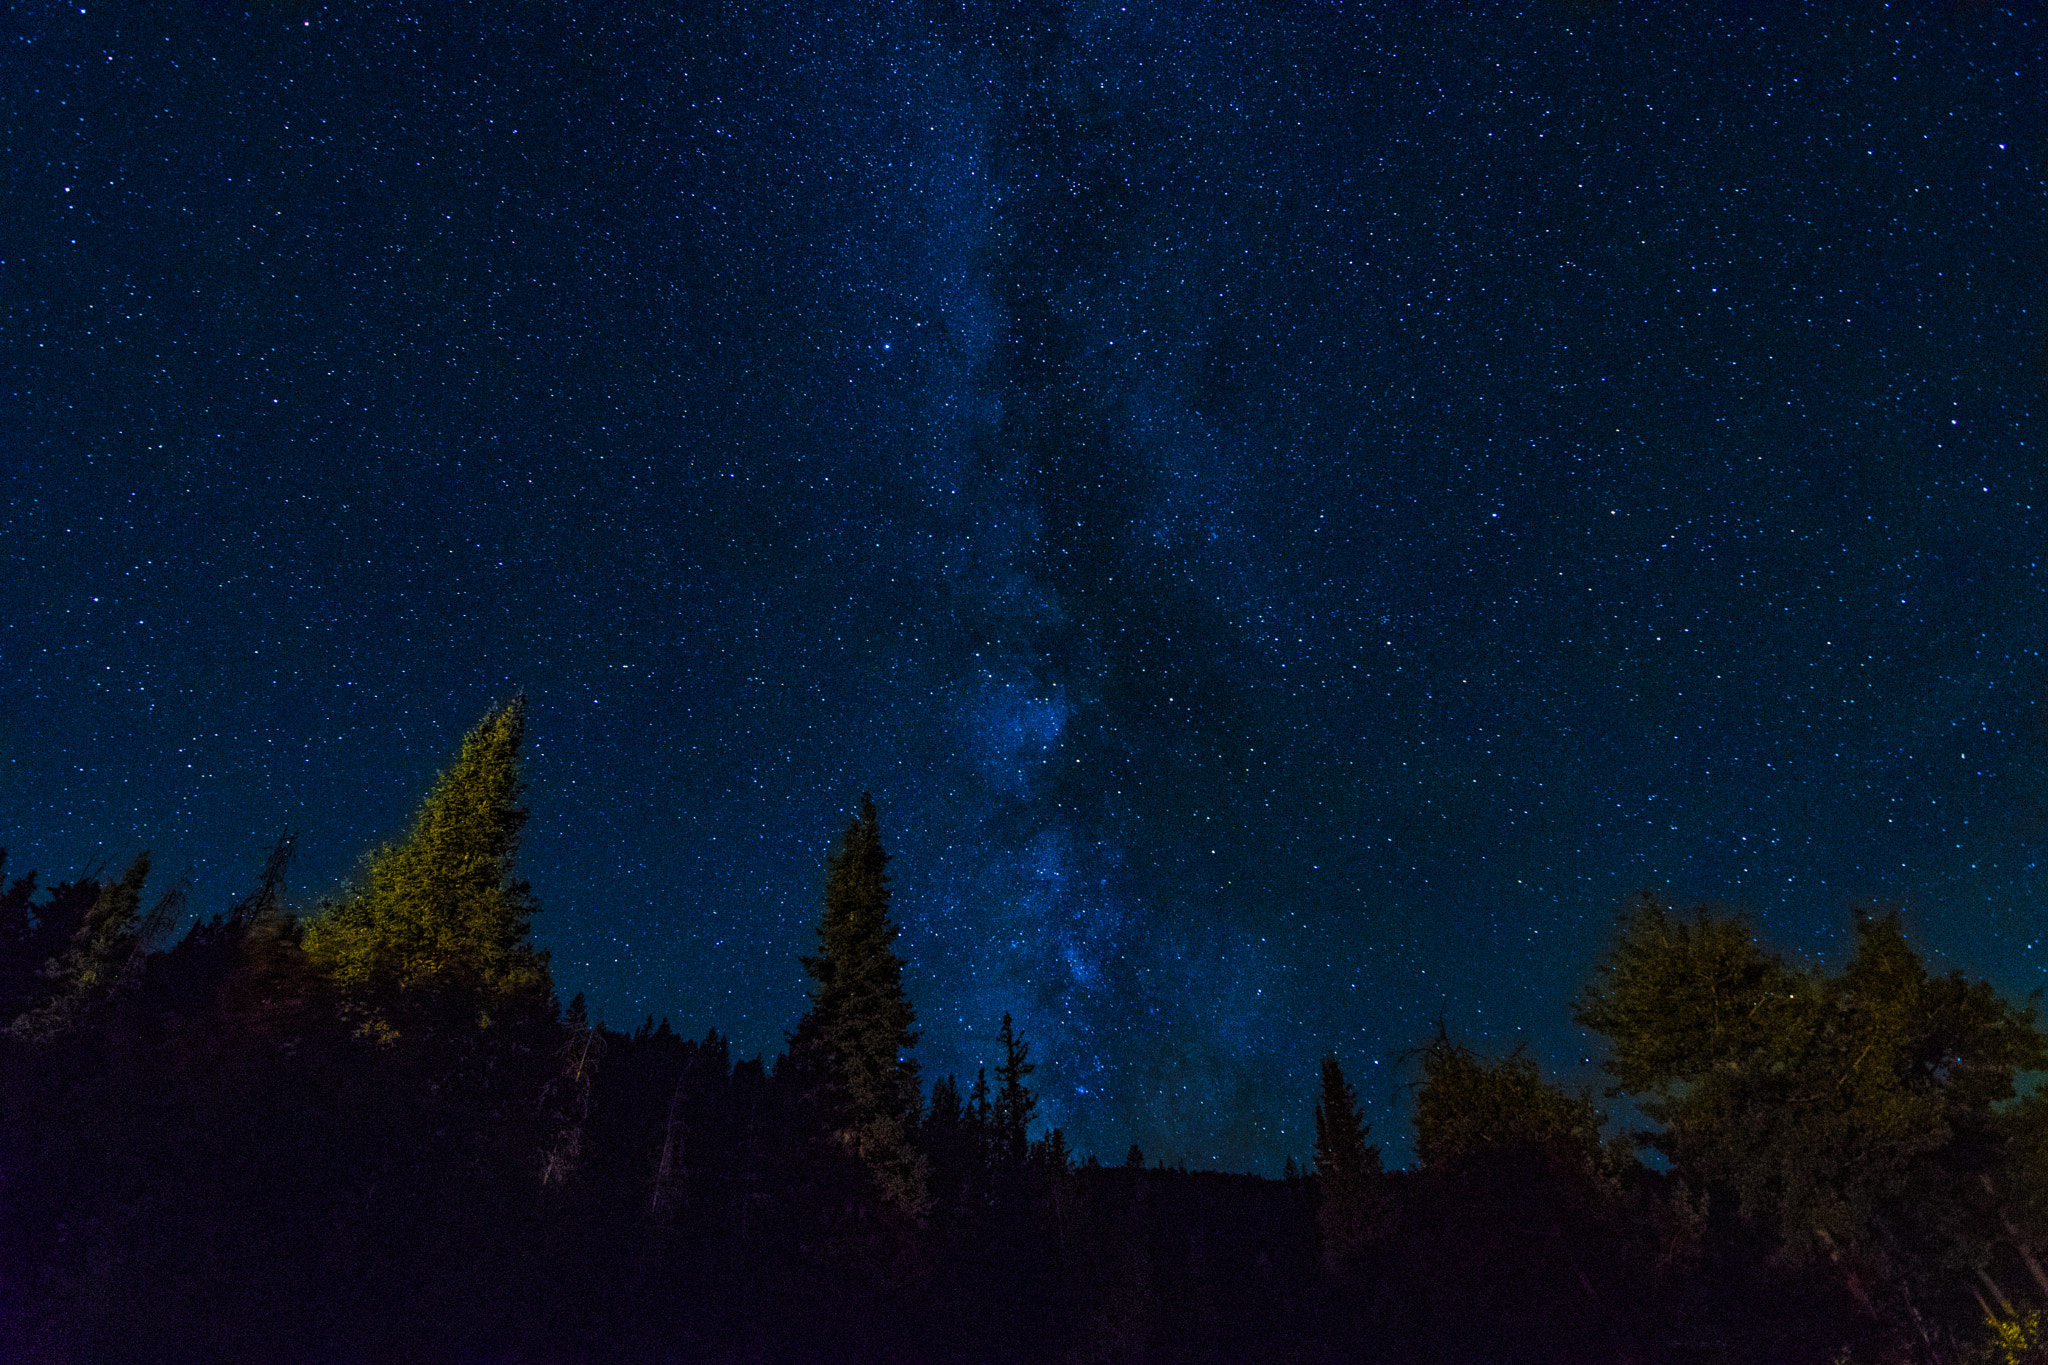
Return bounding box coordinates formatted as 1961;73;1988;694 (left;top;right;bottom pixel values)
302;698;550;1005
927;1072;963;1130
1312;1053;1387;1271
968;1064;993;1173
1412;1039;1605;1174
921;1073;966;1201
0;857;39;1023
970;1065;991;1128
994;1011;1037;1169
1028;1126;1071;1173
6;853;153;1040
788;793;928;1214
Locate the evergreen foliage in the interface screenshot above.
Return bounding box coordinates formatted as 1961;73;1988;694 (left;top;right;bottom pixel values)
970;1064;992;1132
1029;1125;1071;1173
6;851;152;1041
17;714;2048;1363
993;1010;1037;1169
302;698;550;1007
1312;1053;1386;1270
788;793;928;1215
1312;1053;1372;1178
0;858;104;1027
1578;893;2047;1327
1411;1037;1607;1175
926;1072;963;1132
921;1072;977;1208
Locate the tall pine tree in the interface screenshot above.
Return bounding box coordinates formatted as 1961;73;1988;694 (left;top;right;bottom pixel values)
993;1011;1037;1170
303;697;550;1005
1312;1053;1386;1271
789;793;928;1215
4;852;153;1041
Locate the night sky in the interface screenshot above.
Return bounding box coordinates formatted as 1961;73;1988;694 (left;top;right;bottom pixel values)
5;0;2044;1175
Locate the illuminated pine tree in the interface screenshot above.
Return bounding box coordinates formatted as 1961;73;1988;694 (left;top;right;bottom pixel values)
788;793;928;1215
303;697;550;1005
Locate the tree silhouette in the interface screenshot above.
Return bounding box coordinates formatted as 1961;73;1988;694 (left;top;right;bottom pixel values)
994;1011;1037;1170
1312;1053;1386;1270
788;793;928;1215
0;857;105;1029
6;851;152;1041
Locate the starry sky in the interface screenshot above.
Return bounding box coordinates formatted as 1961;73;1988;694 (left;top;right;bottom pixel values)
4;0;2045;1174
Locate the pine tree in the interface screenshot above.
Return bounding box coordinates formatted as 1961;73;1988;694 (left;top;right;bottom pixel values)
970;1065;992;1128
1028;1126;1071;1173
1312;1053;1387;1271
993;1011;1037;1169
927;1072;963;1130
788;793;928;1214
302;698;550;1005
0;857;38;1023
1313;1054;1372;1179
6;852;153;1041
968;1064;993;1175
1411;1037;1604;1174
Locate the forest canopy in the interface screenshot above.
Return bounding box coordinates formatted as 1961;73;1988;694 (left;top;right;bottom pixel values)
3;702;2044;1365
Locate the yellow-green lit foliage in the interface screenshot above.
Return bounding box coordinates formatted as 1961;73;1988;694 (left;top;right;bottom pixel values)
1979;1308;2047;1365
1577;894;2045;1268
6;852;152;1041
303;698;549;1000
1412;1037;1607;1174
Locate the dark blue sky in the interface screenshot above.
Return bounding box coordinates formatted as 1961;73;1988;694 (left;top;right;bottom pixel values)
4;0;2044;1173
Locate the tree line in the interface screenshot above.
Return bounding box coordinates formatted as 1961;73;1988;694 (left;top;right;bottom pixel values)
4;698;2046;1363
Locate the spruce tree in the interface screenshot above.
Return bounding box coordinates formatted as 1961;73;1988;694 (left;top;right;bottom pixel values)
0;857;39;1023
927;1072;963;1129
1312;1053;1386;1271
921;1074;975;1207
5;852;153;1041
1411;1038;1604;1173
993;1011;1037;1169
968;1065;993;1174
1028;1126;1070;1173
303;697;550;1004
788;793;928;1214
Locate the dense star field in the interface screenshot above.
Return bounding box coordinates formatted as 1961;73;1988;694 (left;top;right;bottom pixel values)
3;0;2042;1174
